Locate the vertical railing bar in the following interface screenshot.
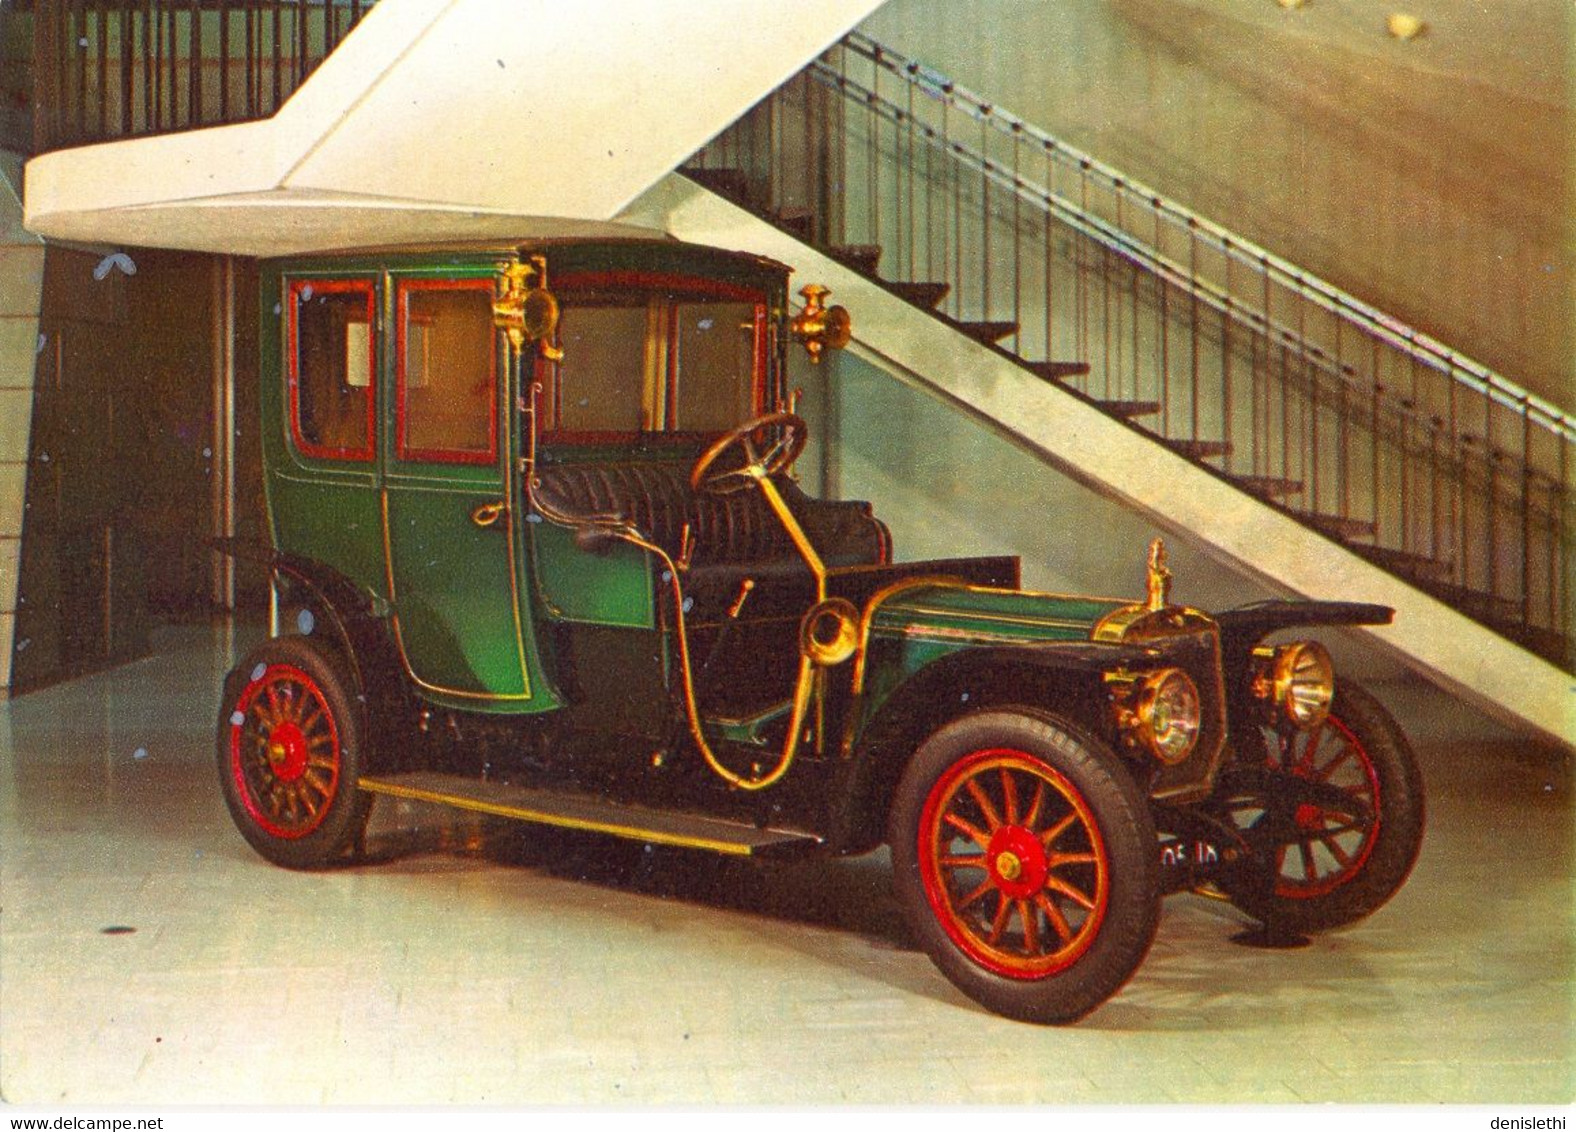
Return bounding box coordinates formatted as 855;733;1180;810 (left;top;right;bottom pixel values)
94;0;107;141
1011;124;1022;355
1520;396;1532;629
71;0;86;144
1485;378;1497;607
906;76;916;280
272;0;283;115
188;0;201;130
120;0;134;136
218;0;231;124
1188;221;1200;446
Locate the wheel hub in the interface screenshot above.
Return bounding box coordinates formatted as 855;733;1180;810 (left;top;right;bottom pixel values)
265;722;309;783
986;826;1048;900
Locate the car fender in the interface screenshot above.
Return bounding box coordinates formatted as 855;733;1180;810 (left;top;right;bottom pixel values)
825;640;1159;855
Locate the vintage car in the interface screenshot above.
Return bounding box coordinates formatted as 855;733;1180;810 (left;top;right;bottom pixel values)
216;235;1425;1023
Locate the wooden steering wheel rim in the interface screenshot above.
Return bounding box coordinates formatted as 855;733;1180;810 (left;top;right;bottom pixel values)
689;412;809;495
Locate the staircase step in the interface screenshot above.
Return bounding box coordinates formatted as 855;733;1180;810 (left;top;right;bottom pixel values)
828;244;882;275
1095;399;1161;419
1168;439;1232;460
1354;544;1454;583
773;207;815;240
1022;360;1092;382
1236;476;1305;499
359;772;824;859
1300;512;1378;541
956;319;1018;345
684;166;750;200
887;280;951;309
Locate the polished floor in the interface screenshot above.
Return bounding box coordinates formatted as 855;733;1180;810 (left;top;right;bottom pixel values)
1;624;1570;1105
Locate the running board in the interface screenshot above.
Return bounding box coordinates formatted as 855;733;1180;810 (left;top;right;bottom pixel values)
358;772;825;858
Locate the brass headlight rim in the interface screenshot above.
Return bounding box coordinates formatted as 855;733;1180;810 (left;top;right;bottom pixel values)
1132;667;1203;766
1272;640;1335;731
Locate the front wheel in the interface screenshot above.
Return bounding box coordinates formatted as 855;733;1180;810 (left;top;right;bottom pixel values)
888;709;1161;1024
216;635;373;869
1217;677;1424;934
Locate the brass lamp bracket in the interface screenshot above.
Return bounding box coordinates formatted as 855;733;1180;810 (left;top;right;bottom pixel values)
494;254;563;361
790;283;851;364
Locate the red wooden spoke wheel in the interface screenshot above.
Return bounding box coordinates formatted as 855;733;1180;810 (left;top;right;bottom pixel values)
216;635;372;869
918;748;1110;978
1269;714;1381;899
1219;677;1425;934
890;710;1159;1024
229;663;343;840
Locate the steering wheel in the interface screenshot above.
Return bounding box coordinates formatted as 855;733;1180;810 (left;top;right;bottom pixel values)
690;412;809;496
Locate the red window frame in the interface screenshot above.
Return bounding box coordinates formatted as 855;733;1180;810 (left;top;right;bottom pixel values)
287;277;376;463
538;271;768;445
394;277;500;467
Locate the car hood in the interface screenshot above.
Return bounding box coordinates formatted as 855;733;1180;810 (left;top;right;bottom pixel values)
869;584;1130;644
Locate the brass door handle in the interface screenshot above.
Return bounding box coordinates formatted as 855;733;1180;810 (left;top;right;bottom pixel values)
470;501;507;528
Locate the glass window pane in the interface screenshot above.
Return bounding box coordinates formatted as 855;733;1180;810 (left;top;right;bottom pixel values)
553;299;654;434
672;300;756;432
292;281;373;459
400;282;496;462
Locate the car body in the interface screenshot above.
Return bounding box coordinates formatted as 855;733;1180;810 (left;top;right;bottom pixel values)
216;235;1425;1023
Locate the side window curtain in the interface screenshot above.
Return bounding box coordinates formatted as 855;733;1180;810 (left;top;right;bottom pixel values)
289;278;376;461
396;278;499;465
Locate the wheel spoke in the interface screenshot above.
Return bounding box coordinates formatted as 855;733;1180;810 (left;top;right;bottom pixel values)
1021;780;1045;830
957;876;996;910
1299;840;1318;881
943;811;991;850
1000;768;1020;826
939;852;986;870
1045;874;1096;911
965;778;1003;832
1046;850;1097;868
1039;810;1077;848
1314;745;1357;782
986;895;1012;944
1036;892;1074;943
1017;899;1040;954
1319;834;1352;868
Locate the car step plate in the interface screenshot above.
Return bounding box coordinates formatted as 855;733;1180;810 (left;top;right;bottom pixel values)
358;772;824;859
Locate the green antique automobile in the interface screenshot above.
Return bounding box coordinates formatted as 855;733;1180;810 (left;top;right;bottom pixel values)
216;235;1424;1023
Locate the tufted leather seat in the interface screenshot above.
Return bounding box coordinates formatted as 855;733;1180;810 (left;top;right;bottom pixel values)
531;459;891;578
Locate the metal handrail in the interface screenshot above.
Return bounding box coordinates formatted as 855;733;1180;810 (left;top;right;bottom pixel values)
24;0;377;155
686;32;1572;661
838;30;1575;447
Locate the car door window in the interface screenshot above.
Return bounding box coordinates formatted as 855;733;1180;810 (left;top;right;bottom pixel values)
288;278;375;461
396;278;498;464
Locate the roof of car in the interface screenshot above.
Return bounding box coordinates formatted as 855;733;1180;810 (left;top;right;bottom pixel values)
263;232;791;276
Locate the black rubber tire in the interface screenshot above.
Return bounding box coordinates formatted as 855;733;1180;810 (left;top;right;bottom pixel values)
217;635;373;870
1223;677;1425;934
888;709;1161;1024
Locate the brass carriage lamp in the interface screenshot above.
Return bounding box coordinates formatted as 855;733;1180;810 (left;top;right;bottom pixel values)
790;283;852;364
494;255;563;361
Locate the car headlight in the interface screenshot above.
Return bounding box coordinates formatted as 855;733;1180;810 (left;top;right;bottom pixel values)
1119;668;1202;765
1252;640;1335;730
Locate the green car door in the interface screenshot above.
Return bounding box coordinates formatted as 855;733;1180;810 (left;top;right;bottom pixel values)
380;270;555;712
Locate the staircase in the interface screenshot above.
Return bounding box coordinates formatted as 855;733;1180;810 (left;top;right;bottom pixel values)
680;31;1574;674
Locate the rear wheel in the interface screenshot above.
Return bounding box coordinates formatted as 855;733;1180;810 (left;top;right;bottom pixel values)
217;635;373;869
1218;677;1424;934
888;710;1160;1024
